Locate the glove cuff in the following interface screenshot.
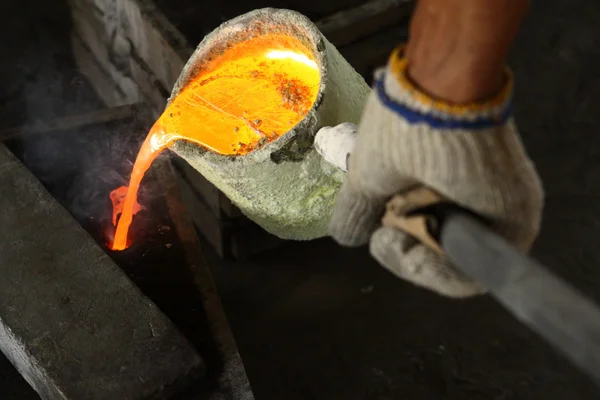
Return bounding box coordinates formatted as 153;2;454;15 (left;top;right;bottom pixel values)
376;46;514;130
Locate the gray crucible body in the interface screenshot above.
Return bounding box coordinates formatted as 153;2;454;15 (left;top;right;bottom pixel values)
169;8;370;240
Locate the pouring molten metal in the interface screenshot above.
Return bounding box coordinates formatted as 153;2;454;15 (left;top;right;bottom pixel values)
108;33;320;250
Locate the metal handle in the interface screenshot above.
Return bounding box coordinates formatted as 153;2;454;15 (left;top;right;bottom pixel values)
382;186;600;388
442;214;600;388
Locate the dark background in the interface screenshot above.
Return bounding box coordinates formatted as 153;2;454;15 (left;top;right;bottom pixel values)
2;0;600;399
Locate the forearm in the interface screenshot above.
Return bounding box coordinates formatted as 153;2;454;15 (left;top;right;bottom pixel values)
404;0;528;104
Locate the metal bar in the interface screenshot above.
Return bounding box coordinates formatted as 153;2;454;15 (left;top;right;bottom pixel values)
0;143;204;400
441;214;600;386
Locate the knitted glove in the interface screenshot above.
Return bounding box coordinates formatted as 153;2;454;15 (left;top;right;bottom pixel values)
328;48;544;298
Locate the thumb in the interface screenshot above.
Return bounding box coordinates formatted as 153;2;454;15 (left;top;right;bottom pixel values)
369;226;486;298
328;143;417;247
328;159;417;247
327;89;416;246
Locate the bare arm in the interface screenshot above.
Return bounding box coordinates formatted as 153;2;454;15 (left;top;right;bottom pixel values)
405;0;528;104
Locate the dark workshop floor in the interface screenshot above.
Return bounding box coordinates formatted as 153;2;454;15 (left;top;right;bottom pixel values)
3;0;600;399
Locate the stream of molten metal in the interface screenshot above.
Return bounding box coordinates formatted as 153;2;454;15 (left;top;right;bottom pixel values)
108;33;320;250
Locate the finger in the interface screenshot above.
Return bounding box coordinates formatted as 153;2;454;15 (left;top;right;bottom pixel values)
369;226;486;298
329;172;417;247
328;178;386;246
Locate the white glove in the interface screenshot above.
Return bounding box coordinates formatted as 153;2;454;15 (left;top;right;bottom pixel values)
314;122;357;172
327;49;544;298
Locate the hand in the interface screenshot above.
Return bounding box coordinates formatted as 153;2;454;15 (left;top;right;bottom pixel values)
328;50;544;298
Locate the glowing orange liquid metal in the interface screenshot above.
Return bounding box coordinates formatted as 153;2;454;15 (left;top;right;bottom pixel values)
108;34;320;250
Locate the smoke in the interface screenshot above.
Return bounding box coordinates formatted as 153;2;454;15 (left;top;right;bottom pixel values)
1;0;162;234
15;121;146;226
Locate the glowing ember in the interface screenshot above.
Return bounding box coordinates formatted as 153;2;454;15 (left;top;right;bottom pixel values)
108;33;321;251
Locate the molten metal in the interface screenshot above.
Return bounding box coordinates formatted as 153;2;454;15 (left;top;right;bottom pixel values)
108;33;320;250
110;186;144;226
